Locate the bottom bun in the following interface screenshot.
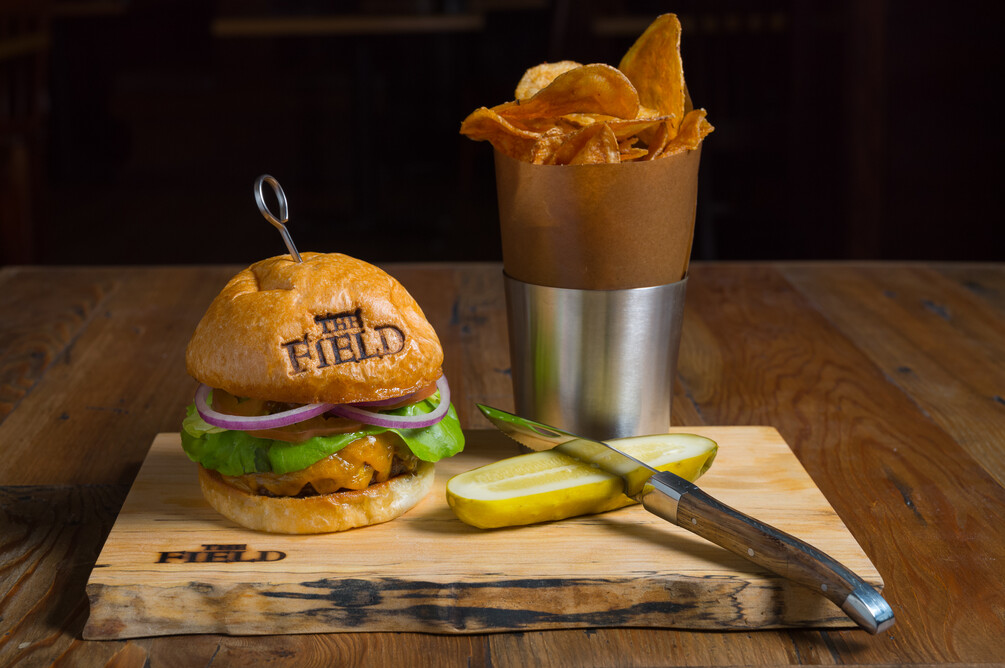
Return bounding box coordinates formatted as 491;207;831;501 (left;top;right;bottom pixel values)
197;461;435;534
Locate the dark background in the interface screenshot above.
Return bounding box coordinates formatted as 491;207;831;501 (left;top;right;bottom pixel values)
2;0;1003;266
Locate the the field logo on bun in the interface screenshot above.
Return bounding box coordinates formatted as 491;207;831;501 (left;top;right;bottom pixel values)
182;252;464;534
283;309;406;374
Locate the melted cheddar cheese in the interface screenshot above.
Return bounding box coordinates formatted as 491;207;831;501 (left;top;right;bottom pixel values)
221;432;415;497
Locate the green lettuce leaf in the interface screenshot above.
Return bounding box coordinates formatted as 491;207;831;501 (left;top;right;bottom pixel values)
180;396;464;477
382;400;464;462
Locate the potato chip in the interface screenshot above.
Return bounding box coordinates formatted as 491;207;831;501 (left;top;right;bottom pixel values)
605;117;669;142
659;108;713;157
618;14;686;130
641;122;671;160
635;105;662;120
620;146;649;161
514;112;625;135
459;107;541;161
503;113;594;135
515;61;582;100
618;134;649;161
529;126;573;164
460;106;540;140
562;113;619;126
459;14;710;162
495;64;640;122
551;123;621;165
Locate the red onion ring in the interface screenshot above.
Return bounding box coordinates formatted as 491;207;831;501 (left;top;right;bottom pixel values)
194;376;451;432
328;376;450;430
195;384;333;431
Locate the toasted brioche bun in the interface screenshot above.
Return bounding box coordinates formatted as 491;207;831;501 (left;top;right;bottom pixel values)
198;461;435;534
186;252;443;405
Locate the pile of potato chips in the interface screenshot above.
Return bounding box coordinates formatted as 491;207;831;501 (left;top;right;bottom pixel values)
460;14;713;165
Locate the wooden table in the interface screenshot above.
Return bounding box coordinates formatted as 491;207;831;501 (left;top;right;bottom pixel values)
1;261;1002;666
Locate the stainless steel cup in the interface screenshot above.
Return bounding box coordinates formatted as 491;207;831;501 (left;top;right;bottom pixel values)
504;274;688;440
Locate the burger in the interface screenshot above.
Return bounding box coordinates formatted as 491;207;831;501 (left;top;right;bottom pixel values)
180;252;464;533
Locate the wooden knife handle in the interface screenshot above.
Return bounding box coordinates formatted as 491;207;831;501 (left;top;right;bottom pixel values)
641;471;894;634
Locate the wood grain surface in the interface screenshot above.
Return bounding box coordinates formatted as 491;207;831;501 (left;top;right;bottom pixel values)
1;262;1003;666
84;427;878;638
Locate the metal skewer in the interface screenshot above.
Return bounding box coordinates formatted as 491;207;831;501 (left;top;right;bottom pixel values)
254;174;302;262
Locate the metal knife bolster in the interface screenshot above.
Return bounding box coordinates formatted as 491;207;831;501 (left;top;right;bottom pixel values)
637;470;699;522
638;475;894;635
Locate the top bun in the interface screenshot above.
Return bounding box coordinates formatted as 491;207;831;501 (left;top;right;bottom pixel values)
186;252;443;405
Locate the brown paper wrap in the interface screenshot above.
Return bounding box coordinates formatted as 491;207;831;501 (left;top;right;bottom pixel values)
495;147;701;290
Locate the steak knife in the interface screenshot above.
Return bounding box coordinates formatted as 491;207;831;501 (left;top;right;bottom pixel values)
477;404;895;634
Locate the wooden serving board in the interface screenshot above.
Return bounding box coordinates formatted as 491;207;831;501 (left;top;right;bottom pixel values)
84;427;883;639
